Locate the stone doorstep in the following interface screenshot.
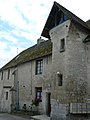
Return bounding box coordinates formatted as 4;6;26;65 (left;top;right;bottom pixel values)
31;115;51;120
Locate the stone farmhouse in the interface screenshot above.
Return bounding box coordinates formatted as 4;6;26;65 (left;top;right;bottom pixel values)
0;1;90;120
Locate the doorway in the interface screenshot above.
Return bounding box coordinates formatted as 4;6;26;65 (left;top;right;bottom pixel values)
46;93;51;116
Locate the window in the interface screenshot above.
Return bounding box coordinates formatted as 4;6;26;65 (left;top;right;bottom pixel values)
60;38;65;52
35;87;42;102
7;69;10;79
58;74;63;86
1;71;3;80
59;13;68;24
36;59;43;75
6;92;8;100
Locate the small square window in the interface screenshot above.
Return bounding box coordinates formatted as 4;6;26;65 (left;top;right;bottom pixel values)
36;59;43;75
60;38;65;52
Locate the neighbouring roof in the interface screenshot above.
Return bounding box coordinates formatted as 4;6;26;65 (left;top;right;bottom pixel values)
1;40;52;70
41;1;90;38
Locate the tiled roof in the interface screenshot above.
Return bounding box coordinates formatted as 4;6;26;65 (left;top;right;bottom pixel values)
1;40;52;70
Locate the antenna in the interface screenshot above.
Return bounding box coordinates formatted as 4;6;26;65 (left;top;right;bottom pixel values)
17;48;18;54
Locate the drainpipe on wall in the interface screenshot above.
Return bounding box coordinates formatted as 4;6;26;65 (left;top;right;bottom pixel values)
16;66;19;111
16;81;19;111
30;62;32;95
12;67;19;111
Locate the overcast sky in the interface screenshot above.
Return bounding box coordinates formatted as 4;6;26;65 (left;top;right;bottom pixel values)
0;0;90;68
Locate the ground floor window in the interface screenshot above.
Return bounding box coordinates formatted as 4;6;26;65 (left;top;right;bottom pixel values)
35;87;42;102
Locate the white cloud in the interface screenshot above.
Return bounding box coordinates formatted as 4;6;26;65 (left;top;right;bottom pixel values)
0;31;18;44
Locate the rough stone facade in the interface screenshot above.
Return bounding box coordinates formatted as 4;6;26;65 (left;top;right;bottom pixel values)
49;20;89;120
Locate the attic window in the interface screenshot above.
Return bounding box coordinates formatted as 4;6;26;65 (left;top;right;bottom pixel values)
60;38;65;52
59;13;68;24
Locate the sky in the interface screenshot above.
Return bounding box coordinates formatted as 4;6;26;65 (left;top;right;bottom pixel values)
0;0;90;68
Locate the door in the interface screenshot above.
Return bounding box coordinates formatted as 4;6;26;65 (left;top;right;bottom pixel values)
46;93;51;116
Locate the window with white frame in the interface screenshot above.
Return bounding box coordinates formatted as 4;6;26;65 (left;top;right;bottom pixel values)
36;59;43;75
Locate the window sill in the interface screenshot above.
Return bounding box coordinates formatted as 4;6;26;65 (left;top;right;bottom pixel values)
35;73;43;75
60;49;65;52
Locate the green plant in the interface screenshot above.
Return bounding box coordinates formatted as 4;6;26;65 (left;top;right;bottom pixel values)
32;99;39;106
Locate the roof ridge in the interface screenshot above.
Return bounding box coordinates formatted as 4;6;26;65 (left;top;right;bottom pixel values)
0;40;52;70
41;1;90;38
54;1;89;29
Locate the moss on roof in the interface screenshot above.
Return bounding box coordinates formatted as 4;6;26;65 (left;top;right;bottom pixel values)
1;40;52;70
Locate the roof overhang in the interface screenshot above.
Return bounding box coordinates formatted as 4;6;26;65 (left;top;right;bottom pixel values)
41;1;90;38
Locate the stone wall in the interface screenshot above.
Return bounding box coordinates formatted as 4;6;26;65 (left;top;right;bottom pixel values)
0;68;15;112
18;55;52;113
49;20;89;119
86;42;90;99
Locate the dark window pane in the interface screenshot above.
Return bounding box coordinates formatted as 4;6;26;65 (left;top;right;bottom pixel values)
60;38;65;52
6;92;8;100
7;69;10;79
1;71;3;80
58;74;63;86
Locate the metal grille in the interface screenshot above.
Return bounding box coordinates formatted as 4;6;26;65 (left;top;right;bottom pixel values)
70;103;90;114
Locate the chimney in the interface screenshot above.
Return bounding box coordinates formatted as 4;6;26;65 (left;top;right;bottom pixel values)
37;37;45;44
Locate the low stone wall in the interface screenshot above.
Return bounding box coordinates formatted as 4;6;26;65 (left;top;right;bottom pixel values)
51;99;69;120
50;99;90;120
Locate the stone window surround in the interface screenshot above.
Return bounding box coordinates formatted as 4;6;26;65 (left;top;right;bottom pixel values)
60;38;65;52
35;59;43;75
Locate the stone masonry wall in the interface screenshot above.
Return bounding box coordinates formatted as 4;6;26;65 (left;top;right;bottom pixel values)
86;42;90;99
65;22;87;103
49;20;71;119
18;55;52;113
49;20;88;120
